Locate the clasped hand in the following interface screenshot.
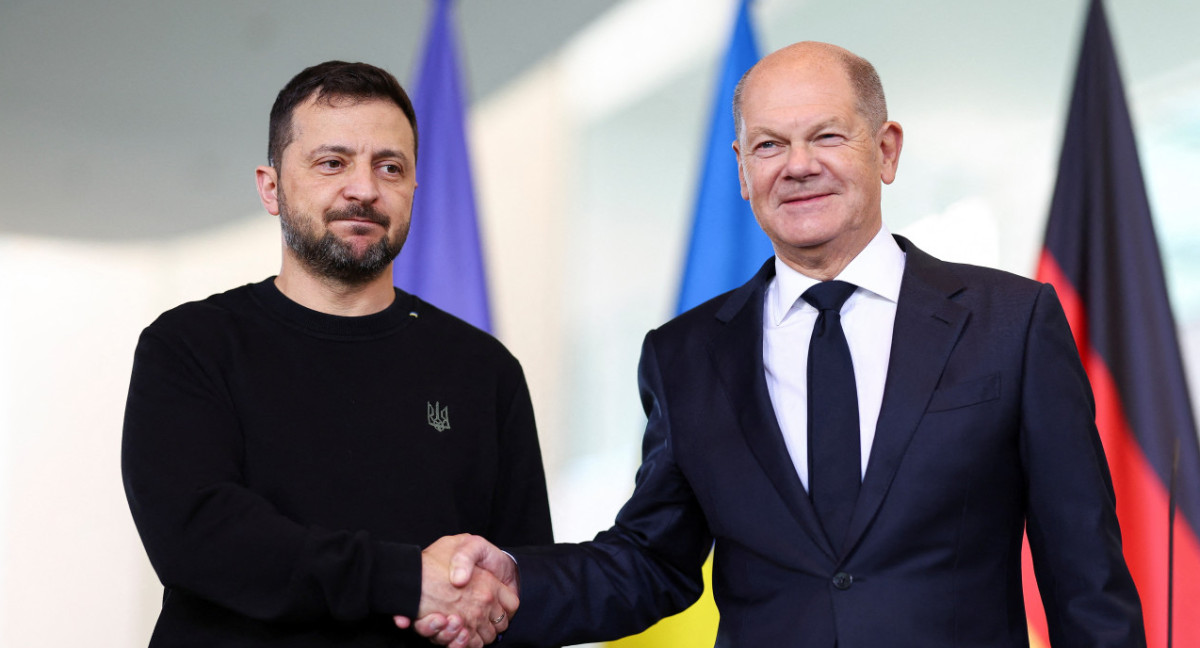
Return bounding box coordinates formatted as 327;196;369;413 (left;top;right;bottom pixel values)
395;534;518;647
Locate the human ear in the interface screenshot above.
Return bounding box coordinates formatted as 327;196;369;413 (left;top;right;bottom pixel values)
732;140;750;200
255;165;281;215
877;122;903;185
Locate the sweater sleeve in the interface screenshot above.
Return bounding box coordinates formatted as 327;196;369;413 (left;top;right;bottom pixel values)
121;325;423;623
484;359;554;548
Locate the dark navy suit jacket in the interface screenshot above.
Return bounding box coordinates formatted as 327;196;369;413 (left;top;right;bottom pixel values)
506;236;1144;648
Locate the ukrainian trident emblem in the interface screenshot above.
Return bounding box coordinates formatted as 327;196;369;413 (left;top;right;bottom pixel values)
426;401;451;432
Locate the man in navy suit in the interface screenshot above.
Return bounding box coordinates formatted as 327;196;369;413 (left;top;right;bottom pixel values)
409;41;1145;648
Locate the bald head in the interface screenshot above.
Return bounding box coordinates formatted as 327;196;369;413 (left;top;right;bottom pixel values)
733;42;887;141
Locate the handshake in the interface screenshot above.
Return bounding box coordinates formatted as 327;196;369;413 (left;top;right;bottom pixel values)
395;534;518;648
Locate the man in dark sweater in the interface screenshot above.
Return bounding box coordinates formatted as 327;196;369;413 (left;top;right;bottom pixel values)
122;61;553;648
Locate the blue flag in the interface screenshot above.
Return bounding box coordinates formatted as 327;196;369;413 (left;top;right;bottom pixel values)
675;0;770;315
393;0;492;332
605;6;766;647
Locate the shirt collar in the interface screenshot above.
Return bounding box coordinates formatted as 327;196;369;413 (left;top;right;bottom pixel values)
769;225;906;326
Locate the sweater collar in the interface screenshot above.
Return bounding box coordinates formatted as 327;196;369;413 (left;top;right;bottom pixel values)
249;277;418;339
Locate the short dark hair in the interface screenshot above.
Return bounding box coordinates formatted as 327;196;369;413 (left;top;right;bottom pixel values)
267;61;418;168
733;46;887;138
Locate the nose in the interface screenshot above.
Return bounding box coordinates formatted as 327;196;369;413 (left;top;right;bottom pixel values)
341;163;380;204
783;143;822;180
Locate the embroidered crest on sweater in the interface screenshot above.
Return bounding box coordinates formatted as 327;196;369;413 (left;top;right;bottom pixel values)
427;401;451;432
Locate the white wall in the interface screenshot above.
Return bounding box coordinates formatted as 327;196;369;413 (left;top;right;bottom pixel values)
0;218;280;645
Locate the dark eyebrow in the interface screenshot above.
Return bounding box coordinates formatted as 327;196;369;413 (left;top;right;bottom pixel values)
310;145;354;158
308;145;411;166
373;149;410;165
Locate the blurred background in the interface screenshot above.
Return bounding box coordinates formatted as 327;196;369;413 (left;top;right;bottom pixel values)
1;0;1198;645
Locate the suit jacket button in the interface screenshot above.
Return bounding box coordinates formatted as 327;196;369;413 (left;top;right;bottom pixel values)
832;572;853;590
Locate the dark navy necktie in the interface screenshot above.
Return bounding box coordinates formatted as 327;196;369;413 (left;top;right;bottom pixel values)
803;280;860;547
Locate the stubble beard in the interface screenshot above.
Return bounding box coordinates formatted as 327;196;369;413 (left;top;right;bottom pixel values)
277;185;408;286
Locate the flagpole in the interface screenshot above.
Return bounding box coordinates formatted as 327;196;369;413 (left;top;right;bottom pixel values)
1168;437;1178;648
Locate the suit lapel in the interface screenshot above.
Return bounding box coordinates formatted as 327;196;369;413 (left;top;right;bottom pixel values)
842;236;970;556
708;260;838;561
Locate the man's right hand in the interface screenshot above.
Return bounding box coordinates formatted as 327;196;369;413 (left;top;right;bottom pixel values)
394;534;519;647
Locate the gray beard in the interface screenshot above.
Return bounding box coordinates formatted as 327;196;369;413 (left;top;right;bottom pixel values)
278;197;407;286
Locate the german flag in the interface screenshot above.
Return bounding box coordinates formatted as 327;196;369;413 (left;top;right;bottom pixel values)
1026;1;1200;646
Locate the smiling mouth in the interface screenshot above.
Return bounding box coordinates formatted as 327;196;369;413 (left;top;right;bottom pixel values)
782;193;833;204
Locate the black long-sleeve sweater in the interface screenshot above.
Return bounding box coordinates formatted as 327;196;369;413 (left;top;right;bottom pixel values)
122;278;553;647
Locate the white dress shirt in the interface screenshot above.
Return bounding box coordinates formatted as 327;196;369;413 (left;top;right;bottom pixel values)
763;226;906;491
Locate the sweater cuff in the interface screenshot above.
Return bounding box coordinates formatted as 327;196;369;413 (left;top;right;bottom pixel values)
370;541;423;617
